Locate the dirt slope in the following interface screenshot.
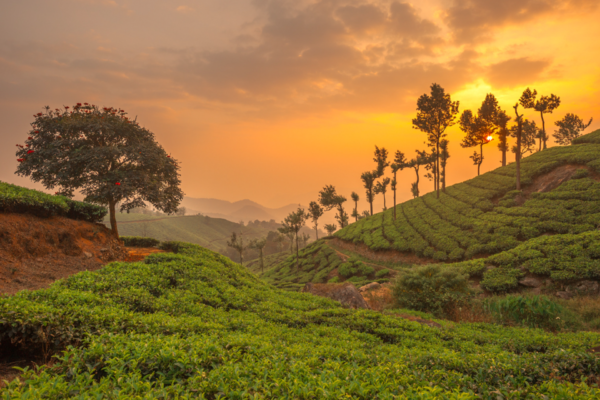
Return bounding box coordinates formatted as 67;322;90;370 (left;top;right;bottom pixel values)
0;212;127;295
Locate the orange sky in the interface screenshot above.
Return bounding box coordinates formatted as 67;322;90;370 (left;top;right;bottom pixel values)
1;0;599;212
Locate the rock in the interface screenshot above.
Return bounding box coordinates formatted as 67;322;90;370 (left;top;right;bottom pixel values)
302;283;370;309
100;248;109;252
567;280;600;295
83;252;93;258
555;291;573;300
518;276;543;288
359;282;381;292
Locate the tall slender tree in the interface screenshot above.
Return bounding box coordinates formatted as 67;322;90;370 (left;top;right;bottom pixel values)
280;207;308;268
519;88;561;150
360;171;376;216
412;83;460;198
373;146;390;178
307;201;324;240
227;232;248;266
408;150;431;198
513;100;525;190
460;94;498;176
390;150;407;220
350;192;359;222
496;109;511;166
510;119;538;156
374;177;391;210
249;237;267;274
553;113;593;145
318;185;348;228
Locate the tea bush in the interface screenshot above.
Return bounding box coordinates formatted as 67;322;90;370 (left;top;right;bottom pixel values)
120;236;160;247
2;242;600;398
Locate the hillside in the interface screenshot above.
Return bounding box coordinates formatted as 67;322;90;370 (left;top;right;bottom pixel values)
267;130;600;294
0;181;126;294
2;242;600;397
104;213;319;260
181;197;301;223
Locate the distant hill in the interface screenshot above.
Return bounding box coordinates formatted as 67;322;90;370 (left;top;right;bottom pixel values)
269;129;600;294
181;197;301;223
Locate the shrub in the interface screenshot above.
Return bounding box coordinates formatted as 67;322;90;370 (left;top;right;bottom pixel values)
375;269;390;278
485;295;572;331
392;265;472;317
121;236;160;247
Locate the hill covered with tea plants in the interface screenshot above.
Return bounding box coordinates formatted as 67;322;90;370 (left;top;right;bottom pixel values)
2;241;600;398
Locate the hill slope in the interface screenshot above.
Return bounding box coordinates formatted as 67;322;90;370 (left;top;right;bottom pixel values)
269;130;600;293
1;242;599;397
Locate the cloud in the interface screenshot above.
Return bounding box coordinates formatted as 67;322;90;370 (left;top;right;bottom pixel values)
443;0;600;43
485;57;551;88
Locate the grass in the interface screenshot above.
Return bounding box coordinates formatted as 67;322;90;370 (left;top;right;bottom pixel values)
1;241;600;398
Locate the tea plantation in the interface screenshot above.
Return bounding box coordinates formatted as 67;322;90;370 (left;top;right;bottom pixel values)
2;242;600;398
326;130;600;292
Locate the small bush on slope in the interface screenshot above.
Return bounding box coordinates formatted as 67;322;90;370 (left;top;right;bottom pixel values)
2;242;600;398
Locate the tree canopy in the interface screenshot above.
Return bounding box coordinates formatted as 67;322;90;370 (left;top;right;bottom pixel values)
553;113;593;145
15;103;183;237
318;185;348;228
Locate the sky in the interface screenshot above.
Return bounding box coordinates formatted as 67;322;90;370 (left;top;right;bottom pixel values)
1;0;599;212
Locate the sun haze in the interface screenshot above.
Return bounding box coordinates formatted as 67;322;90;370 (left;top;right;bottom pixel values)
1;0;599;209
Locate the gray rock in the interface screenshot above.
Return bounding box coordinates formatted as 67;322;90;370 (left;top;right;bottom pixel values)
518;276;543;288
359;282;381;292
83;252;93;258
555;291;573;300
567;280;599;294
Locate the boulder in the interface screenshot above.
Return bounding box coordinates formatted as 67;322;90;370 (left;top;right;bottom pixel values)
555;291;573;300
567;280;600;295
359;282;381;292
83;252;93;259
518;276;543;288
302;283;370;309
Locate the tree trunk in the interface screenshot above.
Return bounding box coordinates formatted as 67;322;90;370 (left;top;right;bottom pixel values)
393;172;397;220
295;231;300;268
478;143;483;176
436;140;440;198
369;191;373;216
515;110;522;190
540;111;547;150
354;200;358;222
383;192;386;210
502;147;506;167
314;224;319;240
108;198;119;238
442;162;446;192
239;249;243;267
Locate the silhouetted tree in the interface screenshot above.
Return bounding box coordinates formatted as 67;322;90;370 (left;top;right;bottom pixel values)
511;119;538;156
374;177;391;211
412;83;460;198
319;185;348;228
280;207;308;268
496;109;512;166
324;224;337;236
439;139;450;191
15;103;184;237
373;146;390;178
408;150;431;198
350;192;359;222
553;113;593;145
361;210;370;218
307;201;324;240
391;151;407;220
519;88;560;150
249;237;267;273
460;94;498;176
360;171;377;216
513;94;528;190
227;232;247;266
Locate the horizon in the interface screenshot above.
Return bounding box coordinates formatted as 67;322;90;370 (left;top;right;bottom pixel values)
2;0;599;210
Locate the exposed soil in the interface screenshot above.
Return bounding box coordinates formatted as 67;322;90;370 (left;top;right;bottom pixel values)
0;212;128;295
125;247;166;262
328;238;433;265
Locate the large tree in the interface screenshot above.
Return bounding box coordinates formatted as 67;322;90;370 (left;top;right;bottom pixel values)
350;192;359;222
319;185;348;228
15;103;183;237
459;94;498;176
374;177;391;211
390;150;407;220
513;98;526;190
360;171;377;216
227;232;248;266
496;109;512;166
249;237;267;274
412;83;460;198
307;201;324;240
519;88;561;150
280;207;308;268
553;113;593;145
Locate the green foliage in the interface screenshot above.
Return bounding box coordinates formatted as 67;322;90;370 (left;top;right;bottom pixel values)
120;236;160;247
375;269;390;278
392;264;471;317
0;180;106;222
1;242;600;397
485;295;567;330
